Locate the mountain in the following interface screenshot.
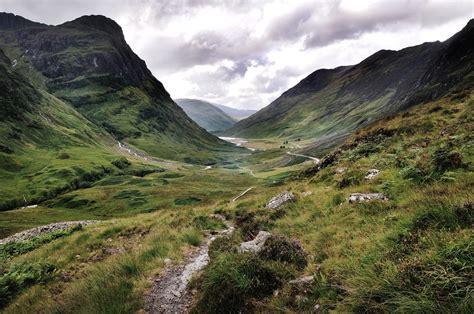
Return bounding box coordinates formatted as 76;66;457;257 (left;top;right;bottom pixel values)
0;13;235;164
214;104;257;120
175;98;236;132
0;45;117;210
225;19;474;142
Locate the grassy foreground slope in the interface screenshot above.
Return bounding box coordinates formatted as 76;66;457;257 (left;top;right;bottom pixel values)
225;19;473;143
1;89;471;312
0;13;237;164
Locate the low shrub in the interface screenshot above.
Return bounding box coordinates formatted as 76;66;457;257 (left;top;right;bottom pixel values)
182;229;203;247
431;146;463;172
57;152;70;159
208;236;238;260
193;253;282;313
0;261;56;308
258;235;307;270
0;225;82;260
174;197;201;206
111;157;131;169
192;216;226;231
336;169;365;188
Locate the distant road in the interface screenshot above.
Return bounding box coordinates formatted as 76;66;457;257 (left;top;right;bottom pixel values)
286;151;320;163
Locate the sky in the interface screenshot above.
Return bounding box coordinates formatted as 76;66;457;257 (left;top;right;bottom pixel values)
1;0;473;110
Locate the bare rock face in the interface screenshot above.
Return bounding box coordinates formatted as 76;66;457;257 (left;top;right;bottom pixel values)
238;231;272;253
365;169;380;179
348;193;388;203
265;191;296;209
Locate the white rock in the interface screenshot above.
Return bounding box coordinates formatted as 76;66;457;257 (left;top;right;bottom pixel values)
238;231;271;253
365;169;380;179
265;191;296;209
335;167;347;174
348;193;388;203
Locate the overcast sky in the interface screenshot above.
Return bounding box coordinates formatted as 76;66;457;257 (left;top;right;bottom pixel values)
1;0;472;110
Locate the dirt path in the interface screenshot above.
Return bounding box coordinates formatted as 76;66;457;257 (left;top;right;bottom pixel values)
286;151;320;163
117;141;176;167
144;219;234;313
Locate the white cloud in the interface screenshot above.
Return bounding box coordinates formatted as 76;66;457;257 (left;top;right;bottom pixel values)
1;0;472;110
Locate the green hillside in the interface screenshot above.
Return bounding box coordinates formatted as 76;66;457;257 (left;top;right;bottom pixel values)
0;12;472;314
0;13;236;164
175;98;236;132
225;19;474;144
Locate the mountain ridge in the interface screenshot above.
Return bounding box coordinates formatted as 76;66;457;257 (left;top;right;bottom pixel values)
225;19;473;143
0;12;236;164
175;98;237;132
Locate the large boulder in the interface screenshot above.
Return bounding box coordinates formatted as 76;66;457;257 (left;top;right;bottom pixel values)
348;193;388;203
238;231;271;253
265;191;296;209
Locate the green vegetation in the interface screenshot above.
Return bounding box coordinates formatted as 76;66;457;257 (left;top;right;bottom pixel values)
0;12;472;314
175;98;236;132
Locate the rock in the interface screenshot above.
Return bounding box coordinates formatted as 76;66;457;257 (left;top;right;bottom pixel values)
348;193;388;203
265;191;296;209
0;220;99;245
301;191;313;197
365;169;380;179
289;275;315;290
335;167;347;174
164;258;172;265
238;231;272;253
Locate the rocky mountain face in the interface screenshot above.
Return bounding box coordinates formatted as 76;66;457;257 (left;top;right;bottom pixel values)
175;98;236;132
225;19;474;141
0;13;233;163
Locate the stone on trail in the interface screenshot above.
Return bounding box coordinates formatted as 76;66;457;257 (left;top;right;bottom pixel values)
348;193;388;203
265;191;296;209
238;231;272;253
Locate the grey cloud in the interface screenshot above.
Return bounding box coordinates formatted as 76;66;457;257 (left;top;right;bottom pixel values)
264;0;473;48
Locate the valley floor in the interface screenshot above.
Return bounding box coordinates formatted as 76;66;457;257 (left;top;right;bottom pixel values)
0;95;472;313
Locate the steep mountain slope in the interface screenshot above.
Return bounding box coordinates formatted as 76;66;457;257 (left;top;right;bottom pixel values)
214;104;257;120
0;13;235;163
0;46;117;210
175;98;236;132
225;19;474;141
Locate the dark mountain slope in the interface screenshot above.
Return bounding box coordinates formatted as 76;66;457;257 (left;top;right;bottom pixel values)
175;98;236;132
0;47;117;209
0;13;235;163
225;19;473;140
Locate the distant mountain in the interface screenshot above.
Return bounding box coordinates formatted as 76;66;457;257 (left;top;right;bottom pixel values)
213;104;257;121
0;13;235;164
175;99;236;132
225;19;474;141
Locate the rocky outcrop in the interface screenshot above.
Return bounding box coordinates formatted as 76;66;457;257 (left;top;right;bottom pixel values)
238;231;272;253
265;191;296;209
365;169;380;179
348;193;388;203
0;220;99;244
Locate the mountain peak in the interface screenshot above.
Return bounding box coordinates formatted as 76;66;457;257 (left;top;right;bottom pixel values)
0;12;45;29
59;15;124;38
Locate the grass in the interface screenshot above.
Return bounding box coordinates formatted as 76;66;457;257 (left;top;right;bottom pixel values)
0;93;471;312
